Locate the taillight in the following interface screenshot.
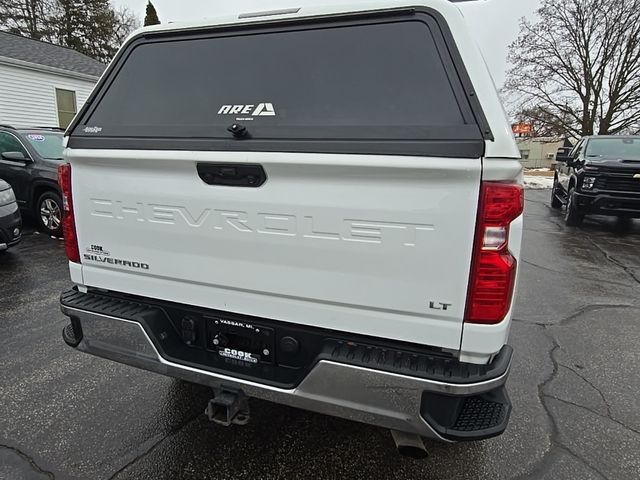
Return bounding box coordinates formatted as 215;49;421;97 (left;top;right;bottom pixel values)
465;182;524;324
57;164;80;263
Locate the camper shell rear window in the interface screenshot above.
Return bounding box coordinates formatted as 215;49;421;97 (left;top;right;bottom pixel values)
68;9;490;158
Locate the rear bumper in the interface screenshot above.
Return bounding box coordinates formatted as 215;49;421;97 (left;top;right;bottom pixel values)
60;289;512;441
0;203;22;251
574;191;640;217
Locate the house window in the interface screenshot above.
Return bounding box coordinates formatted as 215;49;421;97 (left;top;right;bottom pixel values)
56;89;77;128
520;150;530;160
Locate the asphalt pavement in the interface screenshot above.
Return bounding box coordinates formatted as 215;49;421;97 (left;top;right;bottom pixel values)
1;189;639;480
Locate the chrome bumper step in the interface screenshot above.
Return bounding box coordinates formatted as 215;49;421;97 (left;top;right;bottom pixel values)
60;288;512;441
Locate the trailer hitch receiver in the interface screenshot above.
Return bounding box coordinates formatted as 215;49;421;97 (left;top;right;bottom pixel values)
205;388;250;426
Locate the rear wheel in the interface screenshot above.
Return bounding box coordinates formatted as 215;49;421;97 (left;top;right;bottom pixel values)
550;177;563;209
36;191;63;237
564;187;583;226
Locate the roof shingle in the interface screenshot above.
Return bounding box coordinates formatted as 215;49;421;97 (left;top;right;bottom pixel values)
0;31;106;77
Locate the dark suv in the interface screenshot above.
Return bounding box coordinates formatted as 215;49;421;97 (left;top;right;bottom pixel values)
0;125;65;236
552;136;640;226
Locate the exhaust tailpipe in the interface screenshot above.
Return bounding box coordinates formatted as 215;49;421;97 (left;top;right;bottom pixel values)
390;430;429;459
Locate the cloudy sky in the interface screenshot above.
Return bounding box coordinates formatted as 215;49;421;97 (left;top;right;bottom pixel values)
111;0;540;87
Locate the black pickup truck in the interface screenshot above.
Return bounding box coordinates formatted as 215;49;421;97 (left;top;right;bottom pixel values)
552;136;640;226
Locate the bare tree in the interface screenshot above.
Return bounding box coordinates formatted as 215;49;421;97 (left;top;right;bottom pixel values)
112;6;140;46
504;0;640;137
513;106;571;138
0;0;56;40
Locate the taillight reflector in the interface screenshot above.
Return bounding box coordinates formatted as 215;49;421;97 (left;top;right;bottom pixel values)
465;182;523;324
57;164;80;263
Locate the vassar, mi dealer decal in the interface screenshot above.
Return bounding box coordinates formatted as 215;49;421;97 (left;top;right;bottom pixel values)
217;103;276;120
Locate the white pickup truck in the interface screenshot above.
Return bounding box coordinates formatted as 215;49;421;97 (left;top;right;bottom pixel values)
59;0;523;456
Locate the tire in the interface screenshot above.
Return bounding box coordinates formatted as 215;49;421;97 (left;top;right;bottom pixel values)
36;191;63;237
564;186;583;226
550;178;563;209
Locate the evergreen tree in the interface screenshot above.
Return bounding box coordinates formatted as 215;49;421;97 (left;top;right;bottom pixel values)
143;1;159;26
0;0;139;62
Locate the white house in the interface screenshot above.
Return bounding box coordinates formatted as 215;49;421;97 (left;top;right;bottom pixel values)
0;32;105;129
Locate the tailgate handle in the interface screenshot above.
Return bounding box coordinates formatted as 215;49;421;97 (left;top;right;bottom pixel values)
197;163;266;187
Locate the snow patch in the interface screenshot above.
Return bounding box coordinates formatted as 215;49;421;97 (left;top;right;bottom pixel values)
524;176;555;189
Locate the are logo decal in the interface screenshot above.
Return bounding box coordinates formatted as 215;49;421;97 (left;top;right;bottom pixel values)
217;103;276;118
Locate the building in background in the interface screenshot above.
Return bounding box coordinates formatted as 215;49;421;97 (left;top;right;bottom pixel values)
516;137;566;169
0;32;105;129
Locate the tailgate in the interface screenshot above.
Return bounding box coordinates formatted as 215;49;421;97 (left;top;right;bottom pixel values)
71;151;480;349
65;7;490;350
